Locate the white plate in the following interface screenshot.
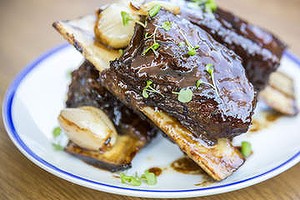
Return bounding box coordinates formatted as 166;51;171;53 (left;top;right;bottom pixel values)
2;44;300;198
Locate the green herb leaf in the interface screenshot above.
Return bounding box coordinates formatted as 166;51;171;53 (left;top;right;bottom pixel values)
119;49;124;56
189;0;217;13
142;89;149;98
179;30;199;57
196;79;202;89
205;63;214;75
142;42;160;56
52;143;64;151
241;141;252;157
205;0;217;12
142;80;164;98
149;4;161;17
162;21;172;31
141;170;157;185
174;88;193;103
121;11;133;26
120;173;142;186
178;42;185;47
187;45;199;56
52;127;61;138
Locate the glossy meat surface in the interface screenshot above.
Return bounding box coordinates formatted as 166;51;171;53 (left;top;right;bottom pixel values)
177;0;286;91
102;10;256;144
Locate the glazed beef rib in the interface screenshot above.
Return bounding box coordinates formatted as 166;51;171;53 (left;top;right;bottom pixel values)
102;9;256;145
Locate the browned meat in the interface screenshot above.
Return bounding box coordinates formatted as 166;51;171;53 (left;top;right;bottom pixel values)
65;60;157;171
176;0;286;91
101;9;256;145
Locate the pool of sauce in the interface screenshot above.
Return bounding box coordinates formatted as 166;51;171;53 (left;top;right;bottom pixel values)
171;156;205;175
148;167;162;176
249;110;283;133
171;156;216;186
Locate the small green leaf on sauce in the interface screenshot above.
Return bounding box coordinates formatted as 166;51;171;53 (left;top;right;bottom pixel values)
162;21;172;31
142;42;160;56
173;88;193;103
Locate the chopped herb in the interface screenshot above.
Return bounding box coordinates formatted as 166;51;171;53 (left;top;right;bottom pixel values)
143;26;160;56
196;79;202;89
178;42;186;47
121;11;146;28
121;11;132;26
149;4;161;17
179;30;199;57
145;32;151;39
142;80;164;98
52;127;61;138
120;173;142;186
241;141;252;157
173;88;193;103
141;170;157;185
189;0;217;13
119;171;157;186
162;21;172;31
52;143;64;151
142;42;160;56
119;49;124;56
205;63;219;96
205;0;217;12
187;45;199;56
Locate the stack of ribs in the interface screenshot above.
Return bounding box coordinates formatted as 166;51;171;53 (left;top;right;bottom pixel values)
53;0;289;180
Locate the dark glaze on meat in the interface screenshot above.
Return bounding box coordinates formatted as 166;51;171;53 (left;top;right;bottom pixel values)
66;60;156;142
102;10;256;145
176;0;286;91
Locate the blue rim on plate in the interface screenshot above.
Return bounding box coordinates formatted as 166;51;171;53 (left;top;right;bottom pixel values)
2;44;300;194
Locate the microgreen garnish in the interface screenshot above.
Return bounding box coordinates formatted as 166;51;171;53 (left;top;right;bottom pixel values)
205;63;219;96
188;0;217;13
52;126;66;151
173;88;193;103
119;49;124;56
149;4;161;17
195;64;219;97
188;45;200;56
141;170;157;185
178;42;185;47
52;143;64;151
119;171;157;186
241;141;252;157
142;42;160;56
143;26;160;56
120;11;146;28
121;11;132;26
52;127;61;138
142;80;164;98
179;30;199;56
162;21;172;31
120;173;142;186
